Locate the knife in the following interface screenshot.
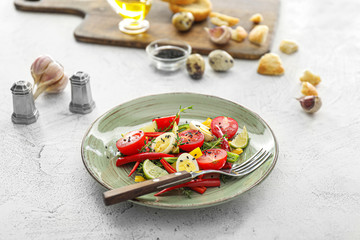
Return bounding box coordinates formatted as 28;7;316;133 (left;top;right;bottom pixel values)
103;171;194;206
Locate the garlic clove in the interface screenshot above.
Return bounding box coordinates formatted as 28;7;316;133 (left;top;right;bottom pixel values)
205;26;231;45
33;61;65;100
45;73;69;93
31;55;54;85
298;95;322;113
37;61;64;89
30;55;69;100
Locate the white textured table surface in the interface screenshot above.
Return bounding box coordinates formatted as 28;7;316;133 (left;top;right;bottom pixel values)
1;0;360;239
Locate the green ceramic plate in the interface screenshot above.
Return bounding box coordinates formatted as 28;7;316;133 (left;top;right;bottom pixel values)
81;93;278;209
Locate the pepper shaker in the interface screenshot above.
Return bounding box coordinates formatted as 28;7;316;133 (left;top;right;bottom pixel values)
69;71;95;114
11;81;39;124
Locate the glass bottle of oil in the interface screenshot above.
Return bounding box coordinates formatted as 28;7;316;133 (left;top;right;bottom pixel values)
107;0;152;34
114;0;152;21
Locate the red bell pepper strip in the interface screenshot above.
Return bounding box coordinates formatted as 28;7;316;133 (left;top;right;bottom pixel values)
160;159;205;193
221;162;232;169
160;158;176;173
160;159;206;194
213;125;231;152
173;153;183;158
128;161;140;177
144;132;166;138
116;152;174;167
154;178;221;196
191;186;207;194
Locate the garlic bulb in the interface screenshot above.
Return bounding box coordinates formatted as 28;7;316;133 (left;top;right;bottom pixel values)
31;55;53;85
46;74;68;93
30;55;69;100
205;26;232;45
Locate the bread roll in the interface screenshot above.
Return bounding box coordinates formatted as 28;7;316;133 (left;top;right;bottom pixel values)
169;0;212;22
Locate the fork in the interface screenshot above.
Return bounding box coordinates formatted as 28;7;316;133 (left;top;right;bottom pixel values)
103;148;272;206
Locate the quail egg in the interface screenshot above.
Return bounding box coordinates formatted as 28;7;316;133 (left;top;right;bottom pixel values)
186;54;205;79
208;50;234;72
172;12;194;32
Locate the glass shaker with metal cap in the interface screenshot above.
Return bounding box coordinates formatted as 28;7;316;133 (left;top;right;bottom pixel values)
69;71;95;114
11;80;39;124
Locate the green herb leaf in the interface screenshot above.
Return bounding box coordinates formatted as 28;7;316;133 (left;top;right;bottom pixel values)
182;188;193;198
201;137;222;151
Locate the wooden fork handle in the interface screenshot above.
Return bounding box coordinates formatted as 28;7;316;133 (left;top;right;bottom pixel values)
103;171;192;206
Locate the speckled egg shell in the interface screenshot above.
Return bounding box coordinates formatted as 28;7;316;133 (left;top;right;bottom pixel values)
208;50;234;72
172;12;194;32
186;54;205;79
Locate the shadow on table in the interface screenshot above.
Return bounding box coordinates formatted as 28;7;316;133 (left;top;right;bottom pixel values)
87;180;265;237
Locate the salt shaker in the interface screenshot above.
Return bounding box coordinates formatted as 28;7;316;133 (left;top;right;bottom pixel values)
11;80;39;124
69;71;95;114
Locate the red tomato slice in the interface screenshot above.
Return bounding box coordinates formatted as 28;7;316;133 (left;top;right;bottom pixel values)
179;129;205;152
116;130;146;156
196;149;227;170
152;115;180;131
144;132;165;138
211;116;238;139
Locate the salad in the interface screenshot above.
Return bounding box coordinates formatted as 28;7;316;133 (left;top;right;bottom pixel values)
115;106;249;196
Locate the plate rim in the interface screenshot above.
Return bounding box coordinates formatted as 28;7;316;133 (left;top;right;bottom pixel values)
81;92;279;209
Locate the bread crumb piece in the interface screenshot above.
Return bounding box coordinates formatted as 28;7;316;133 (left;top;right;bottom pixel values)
209;12;239;27
231;26;248;42
249;25;269;45
210;17;229;26
250;13;263;24
279;40;298;54
257;53;284;75
301;82;318;96
300;70;321;86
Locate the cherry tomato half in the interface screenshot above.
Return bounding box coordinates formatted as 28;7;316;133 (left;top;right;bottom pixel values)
152;115;180;131
196;149;227;170
179;129;205;152
211;116;238;139
116;130;146;156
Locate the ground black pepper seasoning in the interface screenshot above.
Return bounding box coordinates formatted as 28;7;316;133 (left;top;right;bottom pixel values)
155;48;185;59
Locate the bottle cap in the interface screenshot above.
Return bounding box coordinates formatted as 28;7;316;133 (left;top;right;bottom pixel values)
70;71;90;85
11;80;32;95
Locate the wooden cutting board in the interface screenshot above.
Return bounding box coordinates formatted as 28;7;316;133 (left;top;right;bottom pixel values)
14;0;280;59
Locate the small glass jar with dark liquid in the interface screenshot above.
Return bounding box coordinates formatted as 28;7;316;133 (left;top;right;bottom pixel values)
146;39;192;71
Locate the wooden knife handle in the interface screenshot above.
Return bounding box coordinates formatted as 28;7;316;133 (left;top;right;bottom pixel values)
103;171;192;206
